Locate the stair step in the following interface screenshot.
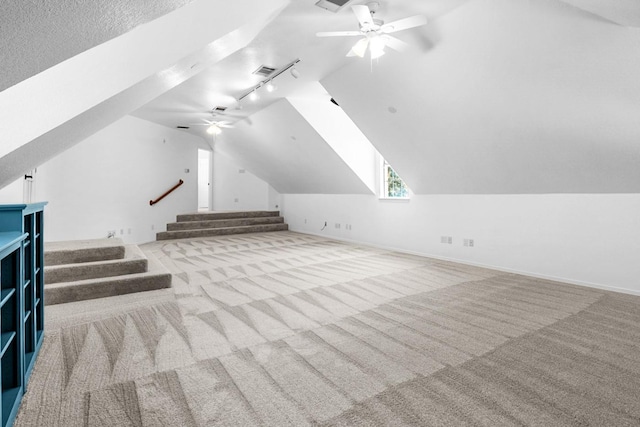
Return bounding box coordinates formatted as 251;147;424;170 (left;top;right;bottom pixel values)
45;238;125;265
176;210;280;222
44;245;147;284
167;216;284;231
44;254;171;305
156;223;288;240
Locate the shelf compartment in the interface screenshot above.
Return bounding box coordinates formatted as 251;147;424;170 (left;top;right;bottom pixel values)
1;386;22;427
0;332;16;358
0;289;15;308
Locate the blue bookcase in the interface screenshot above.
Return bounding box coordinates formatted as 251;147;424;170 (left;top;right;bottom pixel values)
0;202;47;427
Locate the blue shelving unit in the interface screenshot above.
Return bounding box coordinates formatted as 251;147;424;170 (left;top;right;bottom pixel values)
0;202;47;427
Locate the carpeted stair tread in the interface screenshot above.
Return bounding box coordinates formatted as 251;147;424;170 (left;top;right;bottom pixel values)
44;254;171;305
176;210;280;222
156;222;288;240
44;245;147;284
45;238;125;265
167;216;284;231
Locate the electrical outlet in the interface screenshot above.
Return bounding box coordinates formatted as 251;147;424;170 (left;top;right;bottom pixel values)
441;236;453;244
346;224;351;230
464;239;475;247
151;224;154;230
304;218;307;224
234;198;239;203
335;223;341;229
128;228;132;235
120;229;124;235
469;239;474;247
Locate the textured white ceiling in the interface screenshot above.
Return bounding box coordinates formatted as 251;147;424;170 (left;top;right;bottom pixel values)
0;0;198;92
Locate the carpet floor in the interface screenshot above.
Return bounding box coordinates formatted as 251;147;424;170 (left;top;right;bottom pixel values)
15;231;640;426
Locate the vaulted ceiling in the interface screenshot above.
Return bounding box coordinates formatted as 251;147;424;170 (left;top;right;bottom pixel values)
2;0;640;194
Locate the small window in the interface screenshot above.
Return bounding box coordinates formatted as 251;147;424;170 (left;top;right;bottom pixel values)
381;160;409;198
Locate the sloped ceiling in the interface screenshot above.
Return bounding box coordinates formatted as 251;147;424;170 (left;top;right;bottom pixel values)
214;99;372;194
558;0;640;27
0;0;288;189
0;0;198;92
323;0;640;194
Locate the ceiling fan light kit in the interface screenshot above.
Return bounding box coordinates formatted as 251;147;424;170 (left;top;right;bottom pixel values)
206;124;222;135
317;2;427;59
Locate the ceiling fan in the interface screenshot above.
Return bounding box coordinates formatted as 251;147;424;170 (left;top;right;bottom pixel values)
316;2;427;59
189;116;235;135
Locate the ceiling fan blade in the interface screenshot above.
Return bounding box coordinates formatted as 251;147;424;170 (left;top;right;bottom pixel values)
351;5;374;28
381;15;427;33
380;35;410;52
316;31;362;37
347;38;369;57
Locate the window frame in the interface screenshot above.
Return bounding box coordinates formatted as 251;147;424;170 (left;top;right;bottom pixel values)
379;159;410;200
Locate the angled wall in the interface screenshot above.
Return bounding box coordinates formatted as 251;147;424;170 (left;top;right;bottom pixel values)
322;0;640;194
215;99;372;194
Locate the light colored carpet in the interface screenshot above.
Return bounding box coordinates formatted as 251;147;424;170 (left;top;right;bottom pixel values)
15;231;640;426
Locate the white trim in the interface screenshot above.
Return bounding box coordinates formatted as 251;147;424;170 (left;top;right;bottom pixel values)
378;197;410;202
288;228;640;297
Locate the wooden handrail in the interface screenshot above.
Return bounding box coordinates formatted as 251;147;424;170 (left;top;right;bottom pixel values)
150;179;184;206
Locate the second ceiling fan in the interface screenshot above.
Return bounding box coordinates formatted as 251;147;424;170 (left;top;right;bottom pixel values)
316;2;427;59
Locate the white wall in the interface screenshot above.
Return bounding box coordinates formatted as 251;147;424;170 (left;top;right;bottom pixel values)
212;150;270;211
34;115;201;244
282;193;640;295
0;179;23;204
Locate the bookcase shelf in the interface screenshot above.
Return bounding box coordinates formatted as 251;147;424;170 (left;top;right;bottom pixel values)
0;202;47;427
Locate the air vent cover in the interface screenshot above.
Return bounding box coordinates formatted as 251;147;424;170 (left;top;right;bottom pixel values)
253;65;276;77
315;0;353;13
176;126;190;129
213;106;227;112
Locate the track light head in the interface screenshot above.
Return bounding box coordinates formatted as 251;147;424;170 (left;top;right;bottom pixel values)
290;67;300;79
265;81;277;92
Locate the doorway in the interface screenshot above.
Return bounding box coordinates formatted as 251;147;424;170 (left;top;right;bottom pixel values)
197;149;211;211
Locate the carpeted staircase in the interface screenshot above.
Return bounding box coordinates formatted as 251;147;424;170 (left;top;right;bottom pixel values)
44;238;171;305
156;210;288;240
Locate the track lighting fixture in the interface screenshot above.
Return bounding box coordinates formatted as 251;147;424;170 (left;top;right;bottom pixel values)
238;59;301;102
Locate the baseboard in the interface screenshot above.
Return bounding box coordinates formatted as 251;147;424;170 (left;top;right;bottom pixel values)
289;228;640;297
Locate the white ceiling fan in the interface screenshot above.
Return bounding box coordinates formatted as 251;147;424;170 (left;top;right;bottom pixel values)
316;2;427;59
189;117;235;135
